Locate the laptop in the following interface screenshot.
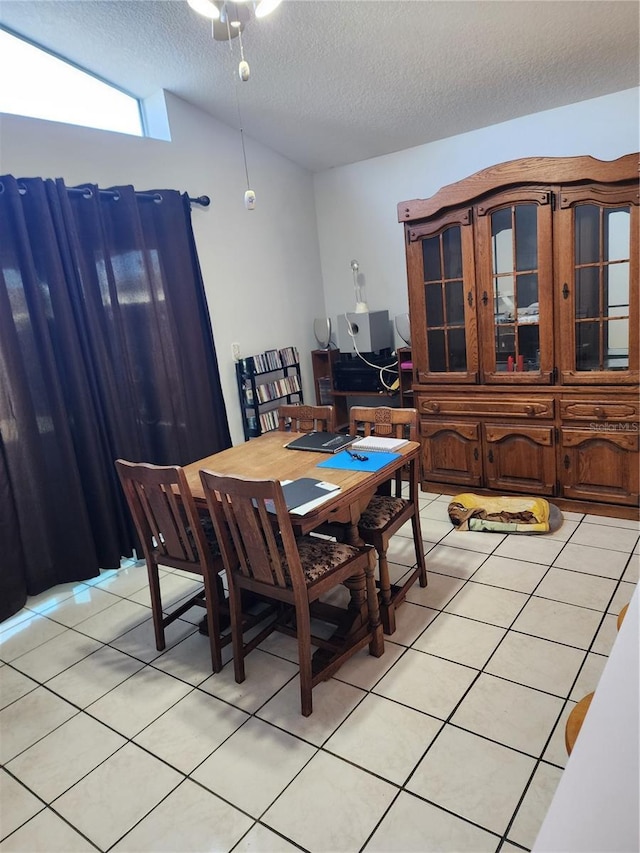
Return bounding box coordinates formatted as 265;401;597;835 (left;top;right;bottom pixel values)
285;431;357;454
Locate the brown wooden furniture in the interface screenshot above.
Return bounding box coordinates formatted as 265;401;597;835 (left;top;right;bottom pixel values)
115;459;228;672
397;346;414;408
565;691;595;756
398;154;639;518
236;346;302;439
311;349;400;430
200;470;383;716
349;407;428;634
278;404;335;433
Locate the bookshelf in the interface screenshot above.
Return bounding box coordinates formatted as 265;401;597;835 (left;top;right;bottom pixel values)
236;346;303;440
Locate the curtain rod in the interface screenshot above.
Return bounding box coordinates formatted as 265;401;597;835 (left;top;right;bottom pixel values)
0;180;210;208
65;187;211;207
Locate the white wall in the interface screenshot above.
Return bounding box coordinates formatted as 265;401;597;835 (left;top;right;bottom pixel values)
313;88;640;350
1;86;638;445
0;92;326;446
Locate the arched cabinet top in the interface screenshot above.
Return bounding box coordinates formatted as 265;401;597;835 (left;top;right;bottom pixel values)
397;153;639;224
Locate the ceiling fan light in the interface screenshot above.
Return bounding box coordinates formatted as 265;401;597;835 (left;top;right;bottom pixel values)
255;0;282;18
187;0;221;20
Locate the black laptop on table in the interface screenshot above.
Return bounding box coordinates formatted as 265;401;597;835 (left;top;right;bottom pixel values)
285;431;357;454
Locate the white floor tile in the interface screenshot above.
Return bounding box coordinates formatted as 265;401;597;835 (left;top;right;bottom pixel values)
591;612;619;656
6;712;126;802
582;514;640;530
45;645;144;708
133;688;249;774
325;692;442;785
420;519;455;543
0;688;78;764
554;542;629;578
109;614;196;662
0;615;66;664
484;632;586;697
470;555;549;594
257;676;366;746
91;562;155;598
451;673;564;756
24;582;90;615
0;806;93;851
192;716;316;817
493;535;565;565
570;652;608;701
151;629;219;685
332;640;406;691
52;743;182;851
412;611;506;670
86;665;192;738
534;568;617;612
0;610;33;637
199;649;298;713
0;770;45;841
404;572;466;610
421;544;487;579
9;629;102;684
111;779;253;852
128;572;203;608
262;750;397;853
542;700;577;768
374;648;477;720
440;528;506;555
443;582;528;628
507;761;563;849
72;598;151;643
608;580;637;615
39;586;120;628
0;667;38;710
232;822;300;853
419;500;452;523
407;724;535;835
568;522;638;553
364;791;499;852
388;601;438;646
386;535;424;566
623;556;640;584
512;596;603;650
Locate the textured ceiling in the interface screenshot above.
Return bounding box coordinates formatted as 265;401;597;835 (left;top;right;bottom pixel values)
1;0;638;172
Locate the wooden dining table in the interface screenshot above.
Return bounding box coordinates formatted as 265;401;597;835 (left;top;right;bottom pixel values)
182;430;421;633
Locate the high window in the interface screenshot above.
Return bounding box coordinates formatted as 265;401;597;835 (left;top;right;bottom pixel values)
0;28;143;136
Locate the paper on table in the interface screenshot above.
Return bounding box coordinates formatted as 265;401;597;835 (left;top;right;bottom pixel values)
351;436;408;452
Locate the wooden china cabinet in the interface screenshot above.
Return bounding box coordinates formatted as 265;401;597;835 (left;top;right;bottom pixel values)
398;154;639;517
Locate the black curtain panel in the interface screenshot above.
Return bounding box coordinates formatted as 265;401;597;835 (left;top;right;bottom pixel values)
0;176;231;622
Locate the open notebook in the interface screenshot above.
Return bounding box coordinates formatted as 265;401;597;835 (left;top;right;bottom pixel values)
350;436;408;452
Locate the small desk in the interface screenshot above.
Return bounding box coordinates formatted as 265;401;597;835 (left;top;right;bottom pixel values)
183;431;421;629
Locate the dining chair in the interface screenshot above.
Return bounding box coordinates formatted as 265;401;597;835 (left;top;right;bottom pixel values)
349;406;428;634
199;469;384;716
278;404;336;433
115;459;228;673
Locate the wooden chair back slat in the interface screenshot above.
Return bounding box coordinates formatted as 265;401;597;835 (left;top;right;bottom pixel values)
201;471;301;591
278;404;335;433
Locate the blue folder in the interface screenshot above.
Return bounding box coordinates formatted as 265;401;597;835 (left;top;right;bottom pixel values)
316;450;401;472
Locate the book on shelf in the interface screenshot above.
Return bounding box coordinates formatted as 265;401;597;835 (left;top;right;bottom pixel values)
351;436;408;452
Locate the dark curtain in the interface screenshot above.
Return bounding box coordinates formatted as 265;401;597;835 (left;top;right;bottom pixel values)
0;176;231;622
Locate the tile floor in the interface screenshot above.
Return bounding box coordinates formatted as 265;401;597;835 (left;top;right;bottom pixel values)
1;492;638;853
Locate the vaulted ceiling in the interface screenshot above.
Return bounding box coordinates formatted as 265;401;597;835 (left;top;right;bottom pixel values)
1;1;638;172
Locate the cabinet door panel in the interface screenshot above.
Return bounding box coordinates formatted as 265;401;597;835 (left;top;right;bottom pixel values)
406;210;479;384
556;184;639;385
560;428;639;505
420;420;482;486
484;424;555;495
475;189;554;384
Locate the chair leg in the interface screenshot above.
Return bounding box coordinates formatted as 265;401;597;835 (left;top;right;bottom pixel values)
364;555;384;658
147;563;166;651
202;571;223;673
229;584;246;685
411;512;428;588
295;603;313;716
377;548;396;635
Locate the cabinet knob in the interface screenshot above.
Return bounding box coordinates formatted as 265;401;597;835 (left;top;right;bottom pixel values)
488;449;494;463
594;407;605;419
427;401;440;413
524;405;535;416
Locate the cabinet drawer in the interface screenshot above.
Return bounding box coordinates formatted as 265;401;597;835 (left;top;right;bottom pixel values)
418;396;554;419
560;400;639;422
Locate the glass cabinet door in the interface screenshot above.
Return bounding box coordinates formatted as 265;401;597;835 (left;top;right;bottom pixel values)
406;210;479;384
474;190;554;383
557;185;639;385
